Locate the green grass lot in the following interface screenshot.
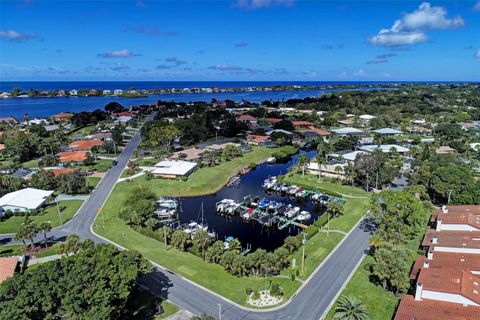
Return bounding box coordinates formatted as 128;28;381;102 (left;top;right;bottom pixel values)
76;159;113;173
69;125;97;138
0;200;83;234
156;301;180;319
0;158;39;170
95;147;371;307
87;176;102;188
325;218;429;320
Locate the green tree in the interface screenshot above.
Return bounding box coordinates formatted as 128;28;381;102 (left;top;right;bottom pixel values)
372;242;410;295
39;222;52;248
193;229;213;259
333;295;370;320
326;201;344;219
31;170;57;190
58;234;82;256
171;230;190;251
283;236;300;254
56;171;88;194
297;153;310;176
149;125;180;152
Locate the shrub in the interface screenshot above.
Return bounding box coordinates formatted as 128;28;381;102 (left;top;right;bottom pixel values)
245;288;253;295
270;283;282;297
303;225;318;240
314;213;329;228
251;291;260;300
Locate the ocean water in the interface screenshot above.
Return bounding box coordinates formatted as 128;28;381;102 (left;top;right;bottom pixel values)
0;81;397;118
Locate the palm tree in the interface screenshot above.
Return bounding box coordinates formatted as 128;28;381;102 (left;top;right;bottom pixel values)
333;295;369;320
23;223;39;249
39;221;52;248
334;165;343;180
297;154;310;176
315;152;326;182
283;236;299;254
228;238;241;255
171;230;190;251
326;201;344;218
14;227;29;252
193;229;213;259
344;163;356;186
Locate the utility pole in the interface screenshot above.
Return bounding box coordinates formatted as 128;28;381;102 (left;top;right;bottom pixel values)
301;232;306;274
217;303;222;320
447;190;452;204
327;210;330;237
164;225;167;250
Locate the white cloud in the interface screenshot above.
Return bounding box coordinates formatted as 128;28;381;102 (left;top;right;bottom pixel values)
474;1;480;11
475;50;480;59
0;30;37;42
369;2;464;47
236;0;294;10
354;69;366;76
97;48;140;58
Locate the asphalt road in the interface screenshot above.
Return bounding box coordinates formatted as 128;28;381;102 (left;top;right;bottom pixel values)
0;113;373;319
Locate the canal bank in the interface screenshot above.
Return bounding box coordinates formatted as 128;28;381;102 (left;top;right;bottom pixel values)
94;146;370;306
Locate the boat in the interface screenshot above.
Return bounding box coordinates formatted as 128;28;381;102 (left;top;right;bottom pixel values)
288;186;299;195
295;189;307;198
216;199;236;213
280;184;290;192
258;199;270;209
297;211;311;221
225;202;240;214
319;195;331;206
262;176;277;189
268;201;280;210
266;157;276;164
311;192;322;201
284;205;300;218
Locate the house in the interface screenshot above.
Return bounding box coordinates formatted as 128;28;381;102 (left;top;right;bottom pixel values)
433;205;480;232
299;128;331;141
88;132;112;141
410;252;480;282
48;168;77;177
0;143;5;152
394;295;480;320
331;127;365;136
102;90;111;95
10;169;35;180
359;144;410;154
266;129;294;136
69;89;78;96
151;160;197;178
22;118;47;126
52;112;73;123
337;119;354;126
359;114;376;122
412;119;427;125
265;118;282;124
246;135;270;146
328;150;366;163
0;257;18;284
113;89;124;95
422;230;480;255
89;89;98;95
237;114;257;126
45;124;61;132
406;126;431;136
372;128;403;136
0;188;54;213
56;151;88;164
68;139;103;151
436;146;456;155
291;120;315;128
0;117;18;126
0;92;12;98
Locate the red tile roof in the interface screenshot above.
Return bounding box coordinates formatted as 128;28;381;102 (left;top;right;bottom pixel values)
433;206;480;230
237;114;257;122
49;168;77;177
422;230;480;251
68;139;103;151
292;120;315;127
112;112;134;118
394;295;480;320
410;252;480;280
247;135;269;144
266;118;282;123
301;127;331;136
52;112;73;121
57;151;88;163
0;257;17;284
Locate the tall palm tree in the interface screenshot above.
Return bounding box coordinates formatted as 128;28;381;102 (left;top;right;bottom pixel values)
297;154;310;176
334;295;369;320
193;229;213;259
14;227;29;252
39;221;52;248
228;238;241;255
315;152;326;182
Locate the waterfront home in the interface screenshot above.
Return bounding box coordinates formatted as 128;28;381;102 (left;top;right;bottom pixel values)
113;89;124;95
48;168;77;177
68;139;104;152
0;92;11;98
57;90;66;96
56;151;88;165
246;134;270;146
112;111;134;118
10;169;35;180
0;187;54;213
0;117;19;126
291;120;315;128
51;112;73;123
102;90;111;95
88;89;98;95
299;128;331;141
69;89;78;96
0;257;18;285
152;160;197;178
21;118;47;126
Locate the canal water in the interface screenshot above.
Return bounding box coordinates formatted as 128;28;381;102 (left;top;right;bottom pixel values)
178;150;323;251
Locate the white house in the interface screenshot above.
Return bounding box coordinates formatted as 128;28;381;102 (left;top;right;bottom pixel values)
69;89;78;96
102;90;111;95
372;128;403;136
152;160;197;178
359;144;410;154
359;114;376;122
331;127;365;136
113;89;124;95
0;188;54;213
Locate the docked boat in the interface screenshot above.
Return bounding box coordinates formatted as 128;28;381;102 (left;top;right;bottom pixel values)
216;199;236;213
319;195;331;206
262;176;277;189
288;186;299;195
297;211;311;221
268;201;280;210
258;199;270;209
295;189;307;198
284;205;300;218
280;184;290;193
242;208;255;220
183;221;208;235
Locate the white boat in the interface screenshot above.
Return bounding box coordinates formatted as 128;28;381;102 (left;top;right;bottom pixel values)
216;199;236;212
295;189;306;198
297;211;311;221
225;203;240;214
266;157;276;164
281;185;290;192
262;177;277;189
285;205;300;218
288;186;299;195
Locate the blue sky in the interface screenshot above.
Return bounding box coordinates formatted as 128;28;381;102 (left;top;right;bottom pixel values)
0;0;479;81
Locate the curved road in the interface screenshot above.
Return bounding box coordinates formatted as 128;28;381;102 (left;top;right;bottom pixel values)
0;114;372;319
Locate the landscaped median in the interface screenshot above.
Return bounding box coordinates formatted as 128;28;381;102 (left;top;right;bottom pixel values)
0;200;84;234
94;148;371;307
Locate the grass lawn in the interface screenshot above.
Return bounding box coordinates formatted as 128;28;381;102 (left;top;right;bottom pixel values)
0;243;60;259
21;159;40;168
119;146;295;197
87;176;102;188
156;301;180;319
0;200;83;234
69;125;97;137
76;159;113;173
